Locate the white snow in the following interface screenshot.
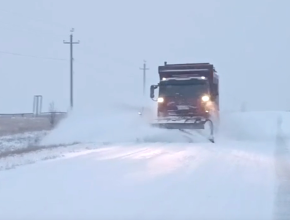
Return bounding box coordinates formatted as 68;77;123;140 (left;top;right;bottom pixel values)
0;131;47;153
0;111;289;219
0;141;276;219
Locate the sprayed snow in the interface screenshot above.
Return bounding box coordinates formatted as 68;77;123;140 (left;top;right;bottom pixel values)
40;109;209;145
41;110;290;147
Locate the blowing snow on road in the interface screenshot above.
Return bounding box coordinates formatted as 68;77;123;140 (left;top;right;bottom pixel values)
0;111;290;219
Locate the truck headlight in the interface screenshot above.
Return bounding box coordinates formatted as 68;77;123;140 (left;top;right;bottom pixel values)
201;95;209;102
157;97;164;103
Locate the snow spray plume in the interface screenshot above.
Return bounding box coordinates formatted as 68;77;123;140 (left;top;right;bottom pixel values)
40;70;163;145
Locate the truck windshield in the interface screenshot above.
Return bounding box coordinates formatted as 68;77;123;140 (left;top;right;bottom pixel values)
159;83;208;97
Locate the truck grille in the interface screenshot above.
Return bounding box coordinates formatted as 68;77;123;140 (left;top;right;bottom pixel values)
158;97;202;117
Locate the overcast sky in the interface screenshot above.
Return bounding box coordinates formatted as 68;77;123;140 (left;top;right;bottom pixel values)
0;0;289;113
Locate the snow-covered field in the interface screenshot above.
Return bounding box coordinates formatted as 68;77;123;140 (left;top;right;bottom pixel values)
0;111;289;219
0;131;47;153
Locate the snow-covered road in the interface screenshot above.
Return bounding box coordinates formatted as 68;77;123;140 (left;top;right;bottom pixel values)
0;111;289;219
0;140;277;219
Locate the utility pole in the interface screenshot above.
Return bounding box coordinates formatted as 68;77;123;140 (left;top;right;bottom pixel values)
138;61;149;116
140;60;149;96
63;28;79;110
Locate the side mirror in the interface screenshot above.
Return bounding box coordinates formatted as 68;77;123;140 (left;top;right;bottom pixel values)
150;85;155;98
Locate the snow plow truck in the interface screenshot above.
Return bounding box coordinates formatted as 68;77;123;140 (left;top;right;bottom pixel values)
149;62;219;143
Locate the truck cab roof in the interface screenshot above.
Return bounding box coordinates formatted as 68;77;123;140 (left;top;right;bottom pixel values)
160;76;208;83
158;62;218;82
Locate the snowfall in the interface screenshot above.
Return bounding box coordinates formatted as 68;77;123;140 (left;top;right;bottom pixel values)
0;109;290;220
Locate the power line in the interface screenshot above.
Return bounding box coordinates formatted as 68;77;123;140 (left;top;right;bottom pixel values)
0;9;70;30
63;28;80;110
0;18;138;68
0;22;66;39
0;9;144;70
0;50;67;61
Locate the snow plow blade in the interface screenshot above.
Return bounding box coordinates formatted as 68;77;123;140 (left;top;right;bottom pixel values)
151;122;205;129
150;117;215;143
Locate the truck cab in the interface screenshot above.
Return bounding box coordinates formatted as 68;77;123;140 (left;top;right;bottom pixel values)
150;62;219;120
